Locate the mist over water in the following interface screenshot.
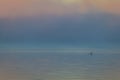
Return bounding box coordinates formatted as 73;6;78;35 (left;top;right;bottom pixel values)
0;13;120;80
0;0;120;80
0;52;120;80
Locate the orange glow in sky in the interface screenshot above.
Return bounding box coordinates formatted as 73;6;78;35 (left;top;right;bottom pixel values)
0;0;120;18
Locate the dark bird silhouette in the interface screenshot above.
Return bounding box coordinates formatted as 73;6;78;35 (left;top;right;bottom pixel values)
89;52;93;56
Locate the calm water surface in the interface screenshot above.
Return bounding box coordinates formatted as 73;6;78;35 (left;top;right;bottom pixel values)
0;53;120;80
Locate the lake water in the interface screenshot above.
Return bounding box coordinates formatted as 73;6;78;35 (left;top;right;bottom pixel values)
0;52;120;80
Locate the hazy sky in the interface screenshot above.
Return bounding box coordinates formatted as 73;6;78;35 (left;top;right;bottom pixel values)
0;0;120;50
0;0;120;18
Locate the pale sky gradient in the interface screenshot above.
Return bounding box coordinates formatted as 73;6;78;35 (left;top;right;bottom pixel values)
0;0;120;50
0;0;120;18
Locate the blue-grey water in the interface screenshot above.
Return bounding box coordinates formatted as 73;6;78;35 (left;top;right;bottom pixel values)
0;52;120;80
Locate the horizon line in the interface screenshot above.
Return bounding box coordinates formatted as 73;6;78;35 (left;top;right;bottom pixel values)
0;48;120;54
